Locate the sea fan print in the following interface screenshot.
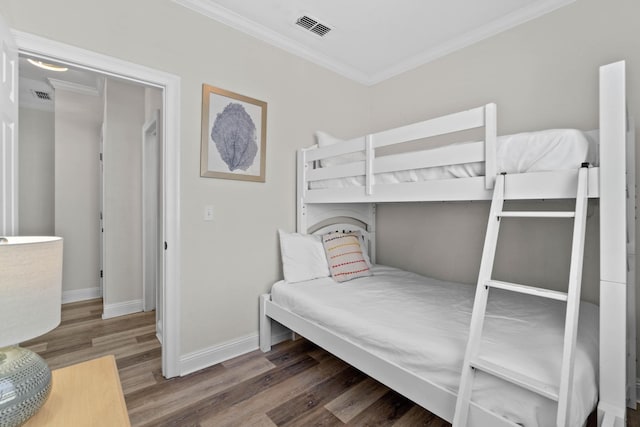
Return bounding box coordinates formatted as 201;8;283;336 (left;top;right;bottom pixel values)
211;102;258;172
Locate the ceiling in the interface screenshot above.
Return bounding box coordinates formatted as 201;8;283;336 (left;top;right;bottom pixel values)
174;0;574;85
19;56;103;111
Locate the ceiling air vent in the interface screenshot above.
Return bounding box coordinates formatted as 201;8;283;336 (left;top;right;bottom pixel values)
32;90;52;100
295;15;332;37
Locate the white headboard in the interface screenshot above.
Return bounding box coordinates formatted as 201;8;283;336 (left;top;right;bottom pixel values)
301;203;376;264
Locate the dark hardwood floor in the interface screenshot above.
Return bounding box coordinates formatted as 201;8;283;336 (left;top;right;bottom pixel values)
22;298;640;426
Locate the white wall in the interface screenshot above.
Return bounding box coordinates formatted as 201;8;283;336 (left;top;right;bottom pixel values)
103;79;145;308
54;89;102;293
18;107;54;235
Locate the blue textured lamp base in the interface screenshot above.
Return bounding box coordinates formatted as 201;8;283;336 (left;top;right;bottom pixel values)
0;346;52;427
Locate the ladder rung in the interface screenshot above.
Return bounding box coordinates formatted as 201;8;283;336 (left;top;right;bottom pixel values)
498;211;575;218
486;280;568;301
470;357;559;401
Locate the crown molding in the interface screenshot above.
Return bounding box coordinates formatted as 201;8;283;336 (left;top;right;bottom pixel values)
173;0;575;86
47;78;99;96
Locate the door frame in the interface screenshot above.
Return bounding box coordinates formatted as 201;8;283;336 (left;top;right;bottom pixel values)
0;15;18;236
14;30;182;378
141;110;160;313
99;123;105;298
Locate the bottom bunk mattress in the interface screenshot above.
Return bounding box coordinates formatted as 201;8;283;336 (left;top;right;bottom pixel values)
270;265;598;427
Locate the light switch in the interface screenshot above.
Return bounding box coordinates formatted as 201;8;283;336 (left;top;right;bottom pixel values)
204;205;214;221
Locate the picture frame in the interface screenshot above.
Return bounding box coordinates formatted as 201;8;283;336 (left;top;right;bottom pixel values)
200;84;267;182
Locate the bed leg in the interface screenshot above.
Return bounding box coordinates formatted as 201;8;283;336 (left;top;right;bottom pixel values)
259;294;272;352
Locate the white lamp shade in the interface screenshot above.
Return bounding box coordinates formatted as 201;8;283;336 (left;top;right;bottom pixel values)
0;236;63;347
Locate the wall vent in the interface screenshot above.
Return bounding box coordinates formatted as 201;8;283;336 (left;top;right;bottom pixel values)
32;90;52;100
295;15;332;37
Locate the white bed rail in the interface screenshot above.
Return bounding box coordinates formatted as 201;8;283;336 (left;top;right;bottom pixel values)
299;103;497;199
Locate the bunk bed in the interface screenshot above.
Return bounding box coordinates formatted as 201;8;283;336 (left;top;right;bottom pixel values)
259;61;635;427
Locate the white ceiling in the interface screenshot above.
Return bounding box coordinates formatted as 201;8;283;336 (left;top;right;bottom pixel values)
19;56;103;111
174;0;574;85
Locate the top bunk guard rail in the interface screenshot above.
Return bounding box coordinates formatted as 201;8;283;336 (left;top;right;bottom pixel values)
300;104;498;198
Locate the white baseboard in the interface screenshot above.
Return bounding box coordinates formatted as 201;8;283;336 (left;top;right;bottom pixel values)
62;287;102;304
179;330;291;376
102;299;143;319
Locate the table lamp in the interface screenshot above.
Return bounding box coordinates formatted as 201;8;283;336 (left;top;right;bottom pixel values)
0;236;63;426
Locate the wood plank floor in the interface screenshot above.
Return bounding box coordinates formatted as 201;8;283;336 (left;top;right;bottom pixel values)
22;298;640;426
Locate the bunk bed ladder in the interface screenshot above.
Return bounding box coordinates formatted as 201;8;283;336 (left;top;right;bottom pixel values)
453;164;589;427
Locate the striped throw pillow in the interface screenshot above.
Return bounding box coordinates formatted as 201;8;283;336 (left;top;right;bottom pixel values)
322;232;372;282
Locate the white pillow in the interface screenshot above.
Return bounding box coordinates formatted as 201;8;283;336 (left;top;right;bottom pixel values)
278;229;330;283
315;131;365;168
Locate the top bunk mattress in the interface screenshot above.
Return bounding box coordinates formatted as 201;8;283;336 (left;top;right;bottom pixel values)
270;265;598;427
310;128;598;189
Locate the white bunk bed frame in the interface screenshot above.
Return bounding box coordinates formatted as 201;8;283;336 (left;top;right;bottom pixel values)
260;61;635;427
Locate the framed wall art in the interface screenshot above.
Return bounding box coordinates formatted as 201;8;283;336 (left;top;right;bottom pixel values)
200;84;267;182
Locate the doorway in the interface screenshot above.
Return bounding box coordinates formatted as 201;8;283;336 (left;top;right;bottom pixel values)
13;30;181;378
99;78;162;321
142;110;163;341
20;63;164;357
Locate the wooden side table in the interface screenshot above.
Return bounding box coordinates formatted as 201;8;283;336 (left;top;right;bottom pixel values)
24;355;131;427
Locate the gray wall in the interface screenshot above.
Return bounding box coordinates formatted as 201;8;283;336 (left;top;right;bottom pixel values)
0;0;371;355
103;79;145;308
18;107;54;235
369;0;639;366
54;89;102;293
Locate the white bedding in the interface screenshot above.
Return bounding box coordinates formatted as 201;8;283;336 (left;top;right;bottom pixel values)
310;129;598;189
271;265;598;427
